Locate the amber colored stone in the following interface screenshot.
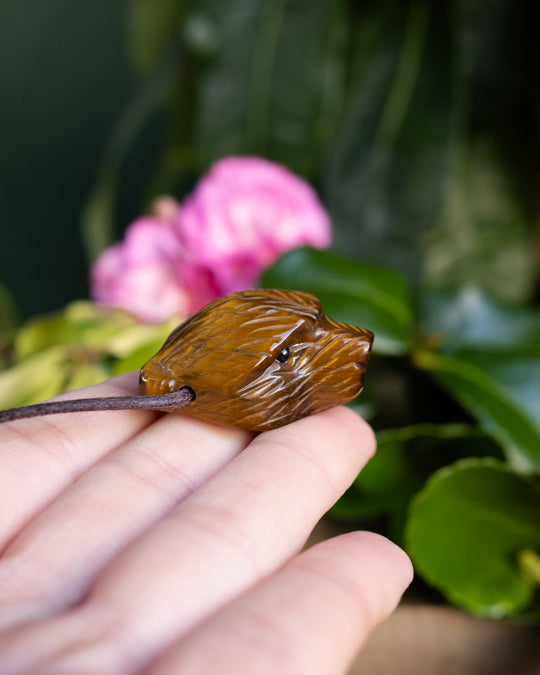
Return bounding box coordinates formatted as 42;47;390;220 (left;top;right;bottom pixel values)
140;289;373;431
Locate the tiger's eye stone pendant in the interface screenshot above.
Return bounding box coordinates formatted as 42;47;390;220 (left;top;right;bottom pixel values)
140;289;373;431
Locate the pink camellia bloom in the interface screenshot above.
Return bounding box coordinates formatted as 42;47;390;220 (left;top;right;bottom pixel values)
176;156;331;294
91;157;331;322
90;216;192;323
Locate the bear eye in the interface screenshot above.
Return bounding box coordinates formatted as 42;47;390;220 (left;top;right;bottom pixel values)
276;346;291;364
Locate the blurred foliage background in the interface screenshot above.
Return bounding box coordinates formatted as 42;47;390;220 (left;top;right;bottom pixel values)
1;0;538;317
1;0;540;621
0;0;131;317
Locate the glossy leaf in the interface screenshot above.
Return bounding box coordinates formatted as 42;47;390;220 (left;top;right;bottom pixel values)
420;285;540;354
450;351;540;463
416;350;540;472
261;247;413;355
406;459;540;618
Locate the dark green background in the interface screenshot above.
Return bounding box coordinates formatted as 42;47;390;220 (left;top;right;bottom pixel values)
1;0;538;319
0;0;134;317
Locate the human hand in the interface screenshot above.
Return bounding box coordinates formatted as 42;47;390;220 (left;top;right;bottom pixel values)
0;373;412;674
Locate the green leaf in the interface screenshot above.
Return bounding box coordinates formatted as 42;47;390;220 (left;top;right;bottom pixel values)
416;350;540;472
0;302;179;407
0;349;110;410
261;247;413;355
484;357;540;432
112;333;174;375
406;458;540;618
425;138;535;302
322;1;457;279
518;549;540;586
0;347;68;408
16;301;178;361
189;0;348;176
64;362;111;393
420;285;540;354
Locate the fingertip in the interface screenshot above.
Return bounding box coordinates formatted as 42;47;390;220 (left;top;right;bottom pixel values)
147;529;413;675
345;530;414;587
332;531;414;622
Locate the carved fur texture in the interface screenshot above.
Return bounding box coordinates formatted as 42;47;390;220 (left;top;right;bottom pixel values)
140;289;373;431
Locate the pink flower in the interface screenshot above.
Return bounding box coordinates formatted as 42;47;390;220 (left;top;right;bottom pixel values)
90;215;192;323
90;157;331;322
176;157;331;294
